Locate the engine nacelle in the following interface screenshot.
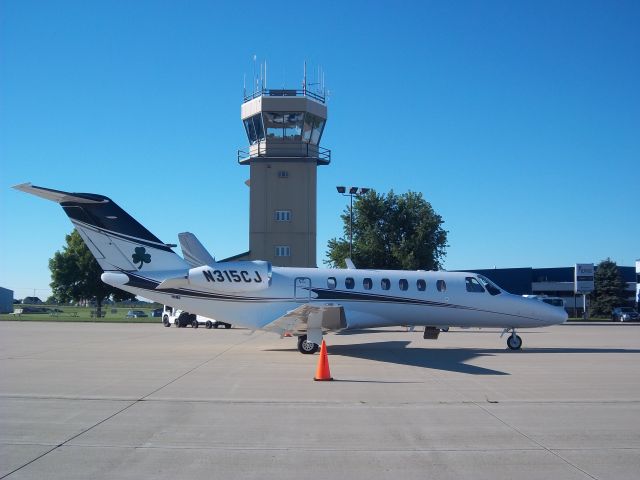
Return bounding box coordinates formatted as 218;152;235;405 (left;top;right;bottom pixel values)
188;261;272;293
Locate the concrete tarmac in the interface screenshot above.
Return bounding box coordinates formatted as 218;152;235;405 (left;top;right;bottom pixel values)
1;321;639;479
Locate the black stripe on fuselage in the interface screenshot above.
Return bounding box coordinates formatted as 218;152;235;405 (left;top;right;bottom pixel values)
116;272;539;322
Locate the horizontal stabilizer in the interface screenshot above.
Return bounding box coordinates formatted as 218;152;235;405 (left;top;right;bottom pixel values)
179;232;215;268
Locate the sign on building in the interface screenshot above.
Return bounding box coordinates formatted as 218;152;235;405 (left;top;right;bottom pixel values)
574;263;595;293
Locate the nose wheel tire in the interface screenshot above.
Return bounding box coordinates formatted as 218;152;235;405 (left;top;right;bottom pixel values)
297;335;319;354
507;334;522;350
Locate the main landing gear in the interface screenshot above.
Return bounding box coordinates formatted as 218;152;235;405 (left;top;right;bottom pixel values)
504;329;523;350
297;335;319;354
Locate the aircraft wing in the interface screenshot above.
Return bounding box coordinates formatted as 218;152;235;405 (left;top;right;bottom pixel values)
262;304;347;339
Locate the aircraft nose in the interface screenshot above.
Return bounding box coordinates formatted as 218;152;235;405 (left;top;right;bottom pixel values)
552;307;568;325
540;303;568;325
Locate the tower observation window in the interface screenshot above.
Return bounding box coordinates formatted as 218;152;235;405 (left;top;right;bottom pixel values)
243;114;265;144
302;114;313;142
310;116;325;144
264;112;284;139
263;111;325;144
284;113;303;141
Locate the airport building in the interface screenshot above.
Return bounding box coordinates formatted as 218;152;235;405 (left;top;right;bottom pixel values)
471;265;638;316
232;79;329;268
0;287;14;314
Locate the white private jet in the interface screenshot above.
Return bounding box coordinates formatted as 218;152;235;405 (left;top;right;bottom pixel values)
15;183;567;354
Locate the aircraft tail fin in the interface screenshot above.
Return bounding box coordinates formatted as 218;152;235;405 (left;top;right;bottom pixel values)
14;183;188;273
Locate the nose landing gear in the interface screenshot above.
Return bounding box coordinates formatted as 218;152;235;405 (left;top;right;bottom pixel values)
503;328;523;350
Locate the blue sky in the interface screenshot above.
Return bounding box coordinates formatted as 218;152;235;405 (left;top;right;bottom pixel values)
1;0;638;300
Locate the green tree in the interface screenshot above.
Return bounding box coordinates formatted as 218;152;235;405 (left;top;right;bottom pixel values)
326;190;448;270
49;230;135;315
590;258;627;317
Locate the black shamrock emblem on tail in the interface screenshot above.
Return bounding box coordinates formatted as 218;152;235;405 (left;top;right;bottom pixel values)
132;247;151;269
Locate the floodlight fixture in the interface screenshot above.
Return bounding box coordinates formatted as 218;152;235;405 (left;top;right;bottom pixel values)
335;185;371;259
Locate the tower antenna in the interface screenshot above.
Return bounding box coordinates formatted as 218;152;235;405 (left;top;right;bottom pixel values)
252;54;257;94
303;61;307;94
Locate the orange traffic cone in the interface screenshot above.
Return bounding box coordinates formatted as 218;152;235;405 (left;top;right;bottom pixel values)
314;339;333;381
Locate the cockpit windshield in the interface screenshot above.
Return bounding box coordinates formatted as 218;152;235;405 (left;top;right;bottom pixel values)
476;275;503;296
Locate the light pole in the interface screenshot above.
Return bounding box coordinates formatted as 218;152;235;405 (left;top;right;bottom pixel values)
336;186;370;259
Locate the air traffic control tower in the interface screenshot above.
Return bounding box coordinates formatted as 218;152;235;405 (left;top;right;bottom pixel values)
238;82;330;267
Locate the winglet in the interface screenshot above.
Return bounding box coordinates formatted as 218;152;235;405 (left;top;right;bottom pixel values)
345;258;357;269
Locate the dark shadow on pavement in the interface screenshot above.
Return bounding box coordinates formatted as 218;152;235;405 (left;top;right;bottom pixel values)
327;341;509;375
326;342;640;375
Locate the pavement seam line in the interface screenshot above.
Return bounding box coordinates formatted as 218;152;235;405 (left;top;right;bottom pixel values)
0;331;262;479
416;360;602;480
471;401;600;480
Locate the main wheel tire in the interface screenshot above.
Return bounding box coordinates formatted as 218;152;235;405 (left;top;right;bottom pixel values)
224;323;231;329
507;334;522;350
205;321;213;329
163;315;170;327
191;319;199;328
297;335;319;354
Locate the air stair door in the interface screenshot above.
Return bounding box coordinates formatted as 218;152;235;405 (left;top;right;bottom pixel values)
294;277;311;303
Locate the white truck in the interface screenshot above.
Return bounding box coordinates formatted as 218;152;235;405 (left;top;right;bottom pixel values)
162;305;231;329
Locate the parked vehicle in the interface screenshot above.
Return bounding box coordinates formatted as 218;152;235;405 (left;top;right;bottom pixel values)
126;310;148;318
150;308;163;317
611;307;639;322
162;305;231;329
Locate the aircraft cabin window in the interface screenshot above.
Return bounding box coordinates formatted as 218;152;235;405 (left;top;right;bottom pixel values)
465;277;485;293
345;277;355;289
417;279;426;291
327;277;337;289
436;280;447;292
381;278;391;290
363;278;373;290
399;279;409;291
